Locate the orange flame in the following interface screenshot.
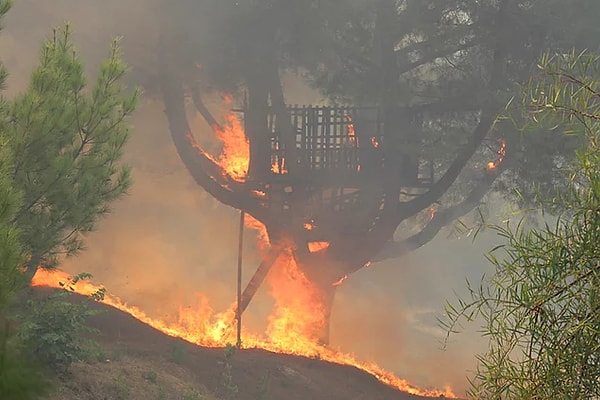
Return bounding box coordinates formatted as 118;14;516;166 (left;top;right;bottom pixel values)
307;241;330;253
371;136;380;148
173;96;456;397
485;138;506;172
303;220;316;231
212;111;249;181
32;266;455;398
251;190;267;198
244;213;270;251
332;275;348;287
344;115;356;145
270;143;289;175
270;161;288;175
429;206;437;221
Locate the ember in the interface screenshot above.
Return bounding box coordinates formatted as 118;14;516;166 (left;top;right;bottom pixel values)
486;138;507;172
307;241;330;253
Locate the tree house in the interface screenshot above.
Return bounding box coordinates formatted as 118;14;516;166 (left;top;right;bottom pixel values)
242;105;434;237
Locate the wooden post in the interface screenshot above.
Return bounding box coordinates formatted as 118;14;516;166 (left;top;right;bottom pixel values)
236;210;245;348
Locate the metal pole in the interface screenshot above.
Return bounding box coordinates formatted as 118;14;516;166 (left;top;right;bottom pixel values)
236;210;245;348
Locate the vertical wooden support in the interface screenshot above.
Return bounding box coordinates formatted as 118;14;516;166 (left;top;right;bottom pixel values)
236;210;245;348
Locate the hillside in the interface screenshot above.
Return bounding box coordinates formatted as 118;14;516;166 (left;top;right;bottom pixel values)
44;292;445;400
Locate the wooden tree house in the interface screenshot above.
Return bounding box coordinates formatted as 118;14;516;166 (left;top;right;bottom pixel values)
241;104;434;241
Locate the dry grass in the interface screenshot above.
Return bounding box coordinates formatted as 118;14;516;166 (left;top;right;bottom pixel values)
48;353;219;400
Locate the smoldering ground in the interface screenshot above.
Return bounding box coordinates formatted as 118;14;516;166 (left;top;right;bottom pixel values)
0;1;503;395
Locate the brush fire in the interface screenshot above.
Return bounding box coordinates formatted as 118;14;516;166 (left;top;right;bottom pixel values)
32;105;457;399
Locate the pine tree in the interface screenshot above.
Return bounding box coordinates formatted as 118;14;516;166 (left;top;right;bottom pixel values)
3;24;139;279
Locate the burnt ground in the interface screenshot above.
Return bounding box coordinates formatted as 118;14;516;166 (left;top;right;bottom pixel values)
40;291;449;400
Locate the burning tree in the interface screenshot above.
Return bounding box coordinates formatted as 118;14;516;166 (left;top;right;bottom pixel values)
155;0;598;343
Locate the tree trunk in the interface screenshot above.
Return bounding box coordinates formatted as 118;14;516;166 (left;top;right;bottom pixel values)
246;75;271;180
291;249;350;345
24;254;41;283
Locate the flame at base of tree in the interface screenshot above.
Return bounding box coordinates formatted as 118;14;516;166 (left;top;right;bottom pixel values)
112;94;458;397
31;263;456;398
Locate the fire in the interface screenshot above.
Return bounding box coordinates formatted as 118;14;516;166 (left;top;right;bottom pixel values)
32;266;455;398
213;111;249;181
251;189;267;198
186;109;249;182
332;274;348;287
31;268;237;346
303;220;316;231
485;138;506;172
371;136;380;148
429;206;437;221
307;241;330;253
344;115;356;144
270;143;289;175
244;213;270;251
60;95;456;398
270;160;288;174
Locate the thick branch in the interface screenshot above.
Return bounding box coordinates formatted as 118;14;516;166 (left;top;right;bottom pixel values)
397;37;480;76
396;106;498;221
160;71;270;223
352;0;513;265
395;23;480;69
190;84;224;131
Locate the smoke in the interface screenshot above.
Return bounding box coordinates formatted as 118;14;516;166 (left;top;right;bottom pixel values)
331;233;498;394
0;1;504;396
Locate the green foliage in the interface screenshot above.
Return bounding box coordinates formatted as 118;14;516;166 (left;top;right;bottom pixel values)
181;387;205;400
442;51;600;399
255;371;271;400
221;343;238;399
156;384;168;400
16;274;105;373
224;342;236;359
0;335;50;400
0;3;135;397
0;5;51;398
113;372;131;400
143;369;158;384
4;24;139;275
168;341;187;364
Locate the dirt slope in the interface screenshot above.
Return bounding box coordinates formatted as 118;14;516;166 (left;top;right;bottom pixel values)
45;295;442;400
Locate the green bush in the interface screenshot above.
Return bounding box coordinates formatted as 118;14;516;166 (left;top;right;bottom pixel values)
17;274;105;372
0;325;50;400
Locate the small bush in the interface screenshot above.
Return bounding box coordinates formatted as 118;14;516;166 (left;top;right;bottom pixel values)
168;341;187;364
16;273;105;372
143;369;158;384
182;387;204;400
221;344;238;399
113;373;131;400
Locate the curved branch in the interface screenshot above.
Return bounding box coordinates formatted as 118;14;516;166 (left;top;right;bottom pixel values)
396;105;498;221
159;68;270;223
373;169;500;262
